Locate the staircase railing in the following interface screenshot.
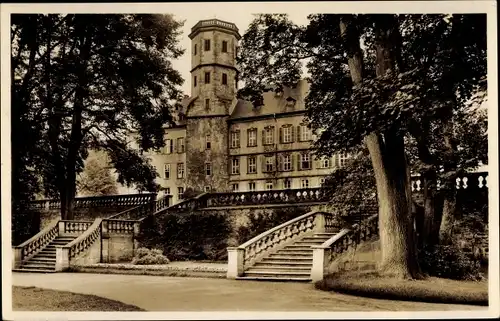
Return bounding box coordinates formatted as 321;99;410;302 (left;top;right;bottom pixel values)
108;194;172;220
56;218;102;271
12;220;59;268
206;188;329;208
311;214;378;281
227;210;334;278
143;193;209;221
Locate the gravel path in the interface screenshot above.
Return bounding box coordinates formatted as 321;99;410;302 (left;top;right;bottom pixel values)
12;272;486;312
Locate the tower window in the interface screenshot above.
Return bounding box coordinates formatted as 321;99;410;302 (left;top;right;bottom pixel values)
194;44;197;55
205;99;210;109
205;72;210;84
204;39;211;51
222;73;227;85
194;76;197;87
222;40;228;53
205;134;211;149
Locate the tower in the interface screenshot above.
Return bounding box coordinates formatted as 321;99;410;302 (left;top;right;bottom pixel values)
185;19;241;192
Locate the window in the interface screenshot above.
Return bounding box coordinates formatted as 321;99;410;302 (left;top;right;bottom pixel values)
177;163;185;178
265;182;273;190
231;158;240;175
319;157;330;169
194;44;197;55
281;126;293;143
164;187;170;195
204;39;210;51
164;164;171;179
299;125;312;141
265;156;274;172
205;163;211;176
205;135;211;149
247;129;257;147
300;153;311;170
231;183;239;192
178;187;184;198
230;131;240;148
248;182;256;191
176;137;185;153
194;76;197;87
205;98;210;109
284;179;292;189
205;72;210;84
222;73;227;85
247;156;257;173
301;179;309;188
338;152;349;168
319;178;326;186
264;127;274;145
204;186;211;192
282;154;292;171
222;40;228;52
165;139;174;154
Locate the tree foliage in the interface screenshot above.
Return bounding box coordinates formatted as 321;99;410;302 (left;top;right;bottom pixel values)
237;13;487;279
76;153;118;196
11;14;185;219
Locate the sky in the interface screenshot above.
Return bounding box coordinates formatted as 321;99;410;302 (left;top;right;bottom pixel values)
167;9;310;95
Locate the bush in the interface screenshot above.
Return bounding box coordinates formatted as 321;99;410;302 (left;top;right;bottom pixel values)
132;247;170;265
138;212;232;261
419;245;484;281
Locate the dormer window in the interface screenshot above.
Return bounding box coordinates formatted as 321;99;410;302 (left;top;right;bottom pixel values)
285;97;296;108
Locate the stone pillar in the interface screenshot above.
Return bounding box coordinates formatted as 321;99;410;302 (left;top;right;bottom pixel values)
227;247;244;279
13;247;22;269
311;246;328;282
58;221;66;236
55;247;70;272
133;221;141;255
314;213;326;233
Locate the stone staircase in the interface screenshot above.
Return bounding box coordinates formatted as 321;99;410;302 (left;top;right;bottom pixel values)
13;236;77;273
236;231;337;282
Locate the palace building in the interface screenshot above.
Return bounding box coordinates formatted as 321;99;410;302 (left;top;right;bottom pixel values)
142;19;348;204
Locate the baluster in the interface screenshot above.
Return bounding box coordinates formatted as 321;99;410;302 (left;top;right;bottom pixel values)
485;176;488;188
463;177;468;189
456;177;461;189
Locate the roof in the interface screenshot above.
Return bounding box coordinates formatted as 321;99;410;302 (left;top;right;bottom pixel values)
230;80;310;120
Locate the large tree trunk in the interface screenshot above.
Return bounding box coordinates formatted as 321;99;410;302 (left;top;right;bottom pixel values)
340;15;421;279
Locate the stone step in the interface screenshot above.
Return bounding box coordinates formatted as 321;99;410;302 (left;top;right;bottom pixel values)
235;276;311;282
13;268;57;273
34;252;56;258
267;254;313;260
30;255;56;262
274;250;313;255
260;258;313;264
300;237;332;242
244;270;311;278
313;232;336;236
22;262;56;269
247;265;311;272
283;245;314;250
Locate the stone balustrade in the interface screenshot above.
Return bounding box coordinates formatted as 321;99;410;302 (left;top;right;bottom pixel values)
227;211;334;278
60;220;92;236
28;193;157;210
207;188;329;208
311;214;379;282
13;220;59;268
411;172;489;192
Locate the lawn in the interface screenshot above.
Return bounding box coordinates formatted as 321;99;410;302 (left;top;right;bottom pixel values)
12;286;145;311
315;271;488;306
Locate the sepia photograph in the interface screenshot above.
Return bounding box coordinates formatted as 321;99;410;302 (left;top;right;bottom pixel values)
1;1;498;320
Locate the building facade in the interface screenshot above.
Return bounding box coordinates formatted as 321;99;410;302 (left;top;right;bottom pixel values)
144;19;348;204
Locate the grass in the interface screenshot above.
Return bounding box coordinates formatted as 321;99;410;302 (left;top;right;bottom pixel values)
315;270;488;306
13;286;145;311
